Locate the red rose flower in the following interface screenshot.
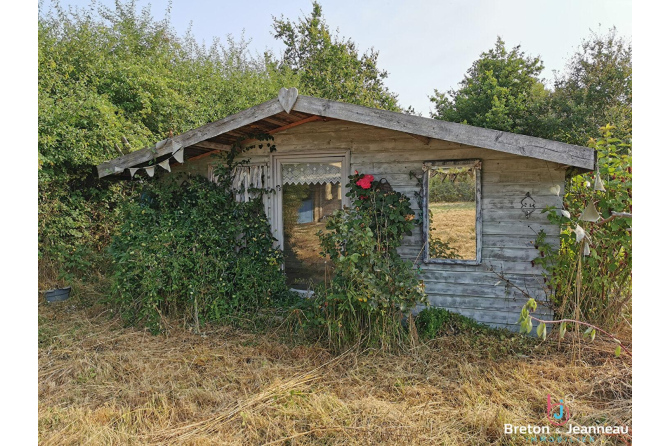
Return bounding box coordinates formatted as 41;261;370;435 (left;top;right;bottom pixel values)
356;174;374;190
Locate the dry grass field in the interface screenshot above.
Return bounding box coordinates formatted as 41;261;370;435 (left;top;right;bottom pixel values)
430;202;477;259
39;289;632;445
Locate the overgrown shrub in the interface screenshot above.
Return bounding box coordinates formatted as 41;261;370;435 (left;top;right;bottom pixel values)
302;173;427;351
39;173;128;284
534;125;632;328
38;1;297;286
415;307;494;339
109;167;290;333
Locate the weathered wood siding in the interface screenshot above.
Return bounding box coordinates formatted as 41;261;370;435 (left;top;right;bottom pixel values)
172;120;563;329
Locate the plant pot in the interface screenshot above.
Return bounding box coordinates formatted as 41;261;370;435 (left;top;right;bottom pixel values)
45;286;71;303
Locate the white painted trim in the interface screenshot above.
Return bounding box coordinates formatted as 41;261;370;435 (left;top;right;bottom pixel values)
291;288;315;298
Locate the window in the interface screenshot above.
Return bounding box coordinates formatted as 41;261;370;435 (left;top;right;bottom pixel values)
423;159;482;264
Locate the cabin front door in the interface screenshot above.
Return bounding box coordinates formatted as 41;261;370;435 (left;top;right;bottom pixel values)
271;153;350;290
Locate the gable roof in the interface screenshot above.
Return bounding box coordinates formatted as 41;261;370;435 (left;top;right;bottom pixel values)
96;88;595;178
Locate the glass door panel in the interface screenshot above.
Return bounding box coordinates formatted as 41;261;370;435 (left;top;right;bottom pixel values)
281;161;343;290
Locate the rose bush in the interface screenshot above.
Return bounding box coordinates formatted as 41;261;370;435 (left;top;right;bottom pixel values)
300;173;427;351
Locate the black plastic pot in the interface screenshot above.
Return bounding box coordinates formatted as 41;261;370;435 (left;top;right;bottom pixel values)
45;287;71;303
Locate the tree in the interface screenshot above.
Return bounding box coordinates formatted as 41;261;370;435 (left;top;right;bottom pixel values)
272;1;400;111
430;37;547;134
544;28;632;146
38;0;297;281
39;1;296;176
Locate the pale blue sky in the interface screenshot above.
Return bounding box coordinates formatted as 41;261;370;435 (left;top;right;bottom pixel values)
40;0;632;116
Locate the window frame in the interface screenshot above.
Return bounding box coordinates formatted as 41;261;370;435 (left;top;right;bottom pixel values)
422;158;482;265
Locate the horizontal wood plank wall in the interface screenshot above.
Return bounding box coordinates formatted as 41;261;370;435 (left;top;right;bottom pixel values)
171;120;564;330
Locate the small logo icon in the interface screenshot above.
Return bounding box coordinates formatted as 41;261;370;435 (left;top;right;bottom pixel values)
547;394;570;426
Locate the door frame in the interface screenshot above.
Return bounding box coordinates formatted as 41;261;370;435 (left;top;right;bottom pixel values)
269;151;351;250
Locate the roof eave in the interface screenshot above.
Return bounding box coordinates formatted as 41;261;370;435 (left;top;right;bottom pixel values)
96;97;284;178
96;91;595;178
292;96;595;171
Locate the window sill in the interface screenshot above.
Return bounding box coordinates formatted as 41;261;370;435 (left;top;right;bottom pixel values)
423;259;481;266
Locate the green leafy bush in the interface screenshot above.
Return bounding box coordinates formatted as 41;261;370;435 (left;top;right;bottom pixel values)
39;175;127;284
302;173;427;350
415;307;492;339
109;167;290;333
38;1;297;286
533;125;632;328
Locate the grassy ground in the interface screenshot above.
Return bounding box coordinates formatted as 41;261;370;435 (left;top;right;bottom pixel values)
38;290;631;445
430;202;477;259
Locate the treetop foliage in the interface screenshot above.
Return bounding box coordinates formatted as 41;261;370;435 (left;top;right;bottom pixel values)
430;37;547;134
545;28;632;145
430;30;632;147
38;0;297;179
272;1;400;111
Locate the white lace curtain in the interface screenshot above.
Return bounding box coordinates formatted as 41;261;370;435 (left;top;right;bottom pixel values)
282;162;341;185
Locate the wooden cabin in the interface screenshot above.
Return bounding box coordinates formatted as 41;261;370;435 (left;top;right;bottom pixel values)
97;88;595;329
